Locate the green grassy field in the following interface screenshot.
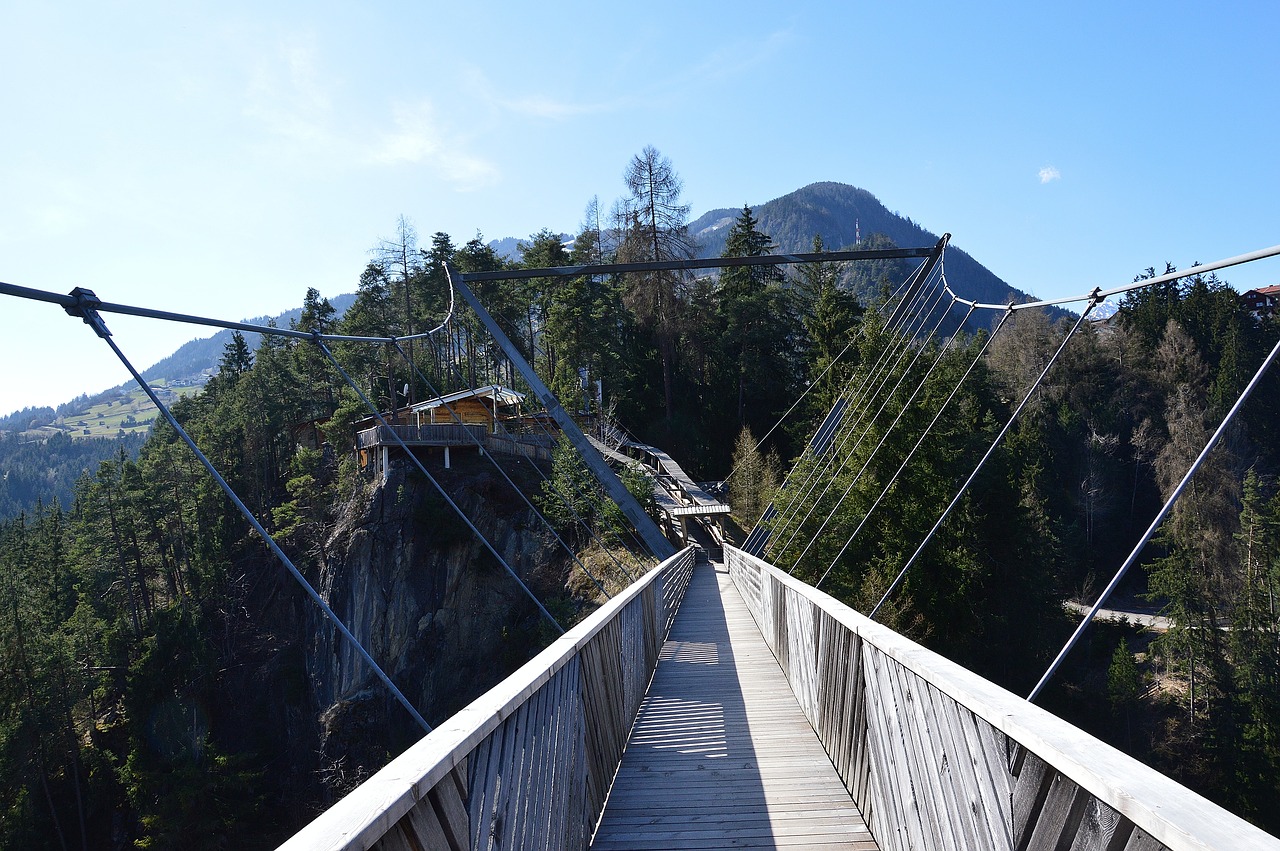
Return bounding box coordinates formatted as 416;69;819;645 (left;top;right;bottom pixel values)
29;381;203;440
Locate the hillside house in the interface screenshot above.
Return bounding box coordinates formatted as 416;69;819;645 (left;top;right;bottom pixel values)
410;384;525;432
355;385;556;480
1241;284;1280;319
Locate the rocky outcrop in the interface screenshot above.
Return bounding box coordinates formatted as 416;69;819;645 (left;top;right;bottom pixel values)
306;451;568;774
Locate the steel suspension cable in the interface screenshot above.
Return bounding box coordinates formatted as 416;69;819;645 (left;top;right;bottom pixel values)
745;258;939;547
400;291;653;568
768;272;953;556
449;295;655;564
59;290;433;733
788;300;973;574
724;264;917;490
764;273;942;544
1028;328;1280;703
314;335;566;635
753;264;928;521
776;289;960;566
816;306;1014;588
756;262;934;531
868;295;1100;620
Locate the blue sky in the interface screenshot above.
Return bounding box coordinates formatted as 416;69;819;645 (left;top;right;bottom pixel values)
2;1;1278;416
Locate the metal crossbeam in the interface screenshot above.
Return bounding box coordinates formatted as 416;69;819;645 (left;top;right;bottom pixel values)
446;263;676;560
455;245;940;283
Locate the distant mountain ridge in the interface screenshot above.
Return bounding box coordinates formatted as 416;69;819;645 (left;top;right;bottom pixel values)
688;182;1040;313
0;296;355;432
488;183;1046;316
136;294;356;388
10;182;1035;424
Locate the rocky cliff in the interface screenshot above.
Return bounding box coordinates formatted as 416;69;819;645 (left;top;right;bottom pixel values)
304;450;572;788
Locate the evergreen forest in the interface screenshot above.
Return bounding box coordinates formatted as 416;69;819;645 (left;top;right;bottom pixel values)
2;148;1280;846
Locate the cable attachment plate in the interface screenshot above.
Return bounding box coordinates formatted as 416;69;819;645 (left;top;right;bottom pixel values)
63;287;113;338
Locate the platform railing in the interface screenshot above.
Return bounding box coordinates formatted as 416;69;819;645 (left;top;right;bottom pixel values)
725;545;1280;851
279;547;694;851
355;423;487;449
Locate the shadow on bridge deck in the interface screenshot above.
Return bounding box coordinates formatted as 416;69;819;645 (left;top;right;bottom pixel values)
591;563;877;850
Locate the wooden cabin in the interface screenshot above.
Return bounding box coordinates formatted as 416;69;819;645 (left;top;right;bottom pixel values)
410;384;525;433
354;386;547;480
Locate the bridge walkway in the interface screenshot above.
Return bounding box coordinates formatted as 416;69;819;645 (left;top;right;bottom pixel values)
591;563;878;850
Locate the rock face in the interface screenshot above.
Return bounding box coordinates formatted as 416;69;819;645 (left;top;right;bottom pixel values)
306;452;567;776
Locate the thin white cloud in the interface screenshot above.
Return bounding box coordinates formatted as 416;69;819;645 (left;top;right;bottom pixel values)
687;29;795;86
501;94;603;119
241;39;497;189
243;34;341;154
461;66;619;120
1038;165;1061;184
365;100;498;189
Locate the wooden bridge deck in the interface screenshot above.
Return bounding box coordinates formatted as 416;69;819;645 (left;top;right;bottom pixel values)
591;563;878;850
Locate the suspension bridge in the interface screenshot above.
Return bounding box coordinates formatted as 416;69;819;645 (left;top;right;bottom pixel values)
4;239;1280;850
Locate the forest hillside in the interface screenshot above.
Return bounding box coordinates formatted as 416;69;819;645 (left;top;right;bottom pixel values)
2;149;1279;847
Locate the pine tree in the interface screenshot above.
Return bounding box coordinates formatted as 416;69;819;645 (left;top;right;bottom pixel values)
615;146;696;421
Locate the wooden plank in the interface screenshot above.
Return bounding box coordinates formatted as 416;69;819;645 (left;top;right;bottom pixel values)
469;722;503;850
372;823;414;851
403;798;453;850
1012;751;1053;851
945;697;1014;851
850;630;871;809
429;763;471;851
863;644;924;851
545;664;577;851
511;679;548;849
722;548;1280;851
486;700;527;850
859;648;896;851
1024;772;1088;851
886;658;962;850
591;564;877;850
1123;826;1169;851
919;677;986;851
967;706;1015;836
1067;798;1131;851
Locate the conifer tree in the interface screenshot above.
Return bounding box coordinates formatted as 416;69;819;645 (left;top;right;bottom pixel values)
615;146;696;421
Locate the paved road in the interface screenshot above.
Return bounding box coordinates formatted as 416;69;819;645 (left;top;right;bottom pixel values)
1064;601;1172;631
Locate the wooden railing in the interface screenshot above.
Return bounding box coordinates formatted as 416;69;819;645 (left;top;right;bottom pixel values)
724;546;1280;851
356;424;487;449
279;547;695;851
355;425;555;461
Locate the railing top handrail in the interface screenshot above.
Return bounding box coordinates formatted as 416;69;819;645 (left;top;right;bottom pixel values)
279;546;694;851
724;546;1280;851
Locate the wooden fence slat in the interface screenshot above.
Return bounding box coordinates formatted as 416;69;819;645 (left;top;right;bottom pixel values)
373;823;414;851
431;764;471;851
1012;751;1053;850
947;699;1014;851
1025;772;1089;851
866;644;930;851
1067;797;1131;851
920;678;986;851
488;700;528;850
510;682;546;849
1124;827;1167;851
403;798;452;850
887;658;963;851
